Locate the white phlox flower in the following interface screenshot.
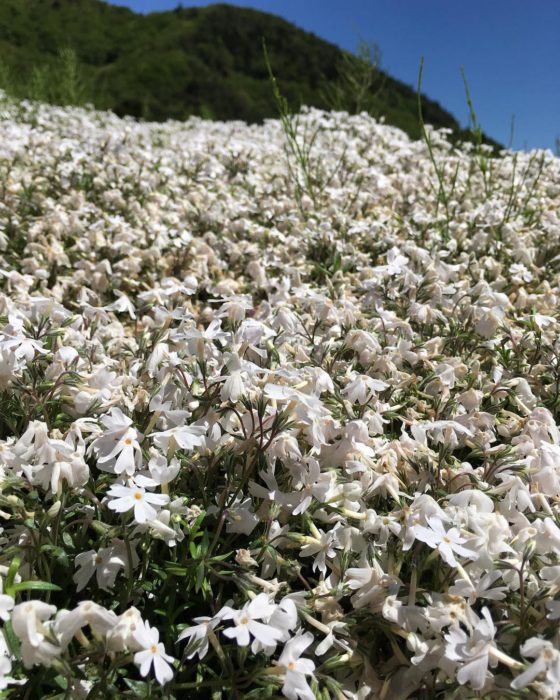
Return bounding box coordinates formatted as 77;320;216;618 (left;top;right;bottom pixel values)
106;481;169;523
91;407;143;476
276;632;316;700
414;516;475;568
133;621;175;685
219;593;284;650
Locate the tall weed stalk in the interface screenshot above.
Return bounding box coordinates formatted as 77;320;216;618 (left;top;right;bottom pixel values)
263;40;321;214
417;57;456;238
322;40;385;116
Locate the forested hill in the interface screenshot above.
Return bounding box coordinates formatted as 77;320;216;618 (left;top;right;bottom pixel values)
0;0;498;145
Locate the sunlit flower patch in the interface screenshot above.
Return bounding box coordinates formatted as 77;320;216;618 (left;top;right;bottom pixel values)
0;93;559;698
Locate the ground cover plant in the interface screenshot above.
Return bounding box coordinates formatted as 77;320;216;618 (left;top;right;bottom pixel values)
0;92;558;699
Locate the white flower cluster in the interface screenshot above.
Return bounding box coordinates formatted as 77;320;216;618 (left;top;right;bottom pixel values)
0;94;559;697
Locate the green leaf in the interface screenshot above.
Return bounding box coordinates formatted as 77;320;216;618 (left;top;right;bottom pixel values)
190;511;206;536
123;679;150;697
11;580;61;593
2;621;20;660
210;552;232;562
4;555;21;594
53;675;68;690
195;562;206;593
62;531;74;549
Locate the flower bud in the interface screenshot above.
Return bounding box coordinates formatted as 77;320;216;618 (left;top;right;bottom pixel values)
47;501;62;519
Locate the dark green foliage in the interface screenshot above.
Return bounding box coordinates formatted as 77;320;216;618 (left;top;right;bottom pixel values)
0;0;500;146
0;46;92;106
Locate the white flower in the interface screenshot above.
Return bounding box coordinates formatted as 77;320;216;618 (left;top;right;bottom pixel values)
269;597;299;642
55;601;117;647
224;497;260;535
299;529;336;575
106;482;169;523
0;594;13;621
444;607;497;690
411;420;473;449
178;319;227;359
91;407;142;476
132;507;184;546
178;616;219;659
73;543;128;591
220;594;283;649
106;607;144;652
104;292;136;319
342;374;388;405
277;632;316;700
133;621;175;685
150;423;207;453
345;562;399;610
0;654;13;691
512;638;560;693
449;571;507;603
147;452;180;485
221;369;246;403
546;600;560;620
11;601;60;668
11;600;57;649
414;516;475;567
215;295;253;323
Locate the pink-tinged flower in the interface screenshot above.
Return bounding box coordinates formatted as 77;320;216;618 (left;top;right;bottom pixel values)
220;594;283;649
277;632;316;700
106;482;169;523
133;621;175;685
414;516;475;567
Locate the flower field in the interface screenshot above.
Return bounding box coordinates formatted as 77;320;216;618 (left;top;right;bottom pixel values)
0;97;559;699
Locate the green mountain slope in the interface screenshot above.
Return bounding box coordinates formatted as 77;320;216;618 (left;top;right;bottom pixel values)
0;0;498;145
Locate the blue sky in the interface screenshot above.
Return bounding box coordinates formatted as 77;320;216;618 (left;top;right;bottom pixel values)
107;0;559;151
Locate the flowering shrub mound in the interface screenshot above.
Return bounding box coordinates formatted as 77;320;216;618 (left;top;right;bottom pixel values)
0;97;559;699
